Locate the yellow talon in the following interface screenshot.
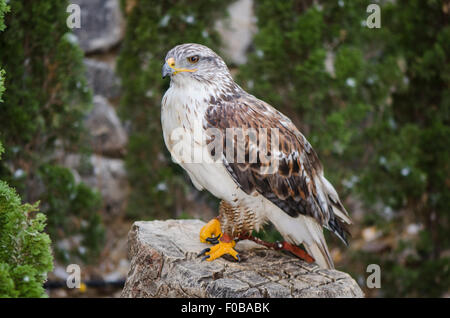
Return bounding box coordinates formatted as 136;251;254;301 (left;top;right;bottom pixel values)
204;240;240;262
200;218;223;244
199;219;240;262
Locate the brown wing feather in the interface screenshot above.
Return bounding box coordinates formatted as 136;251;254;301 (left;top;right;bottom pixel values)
203;93;350;244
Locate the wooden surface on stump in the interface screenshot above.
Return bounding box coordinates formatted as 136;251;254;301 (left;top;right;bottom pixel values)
121;219;364;298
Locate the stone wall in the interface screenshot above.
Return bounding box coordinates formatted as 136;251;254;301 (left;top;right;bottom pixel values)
64;0;129;219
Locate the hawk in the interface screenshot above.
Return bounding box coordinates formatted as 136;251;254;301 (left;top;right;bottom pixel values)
161;43;351;269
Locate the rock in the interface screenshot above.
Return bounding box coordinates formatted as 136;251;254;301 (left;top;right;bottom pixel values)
84;58;121;99
64;154;129;217
85;95;128;156
72;0;125;53
121;219;364;298
215;0;257;65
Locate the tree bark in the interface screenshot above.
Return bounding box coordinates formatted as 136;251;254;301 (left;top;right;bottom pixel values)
121;219;364;298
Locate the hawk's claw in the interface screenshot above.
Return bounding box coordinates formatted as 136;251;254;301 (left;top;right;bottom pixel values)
199;240;239;262
197;248;210;257
206;234;221;245
199;219;240;262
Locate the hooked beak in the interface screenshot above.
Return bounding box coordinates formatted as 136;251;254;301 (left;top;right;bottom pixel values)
162;62;173;79
162;57;197;79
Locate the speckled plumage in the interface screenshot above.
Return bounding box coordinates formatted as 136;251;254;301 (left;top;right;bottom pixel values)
161;43;351;268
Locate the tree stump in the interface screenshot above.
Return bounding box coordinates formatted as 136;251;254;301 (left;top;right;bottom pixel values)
121;219;364;298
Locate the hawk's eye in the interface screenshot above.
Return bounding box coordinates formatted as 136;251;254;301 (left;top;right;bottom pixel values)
187;55;199;64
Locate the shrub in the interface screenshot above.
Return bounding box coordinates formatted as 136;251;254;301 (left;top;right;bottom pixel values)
0;0;53;298
0;0;104;263
0;141;54;298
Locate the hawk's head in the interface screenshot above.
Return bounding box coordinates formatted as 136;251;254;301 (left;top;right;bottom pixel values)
162;43;231;84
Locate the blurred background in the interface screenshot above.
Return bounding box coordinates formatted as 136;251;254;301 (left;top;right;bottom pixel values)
0;0;448;298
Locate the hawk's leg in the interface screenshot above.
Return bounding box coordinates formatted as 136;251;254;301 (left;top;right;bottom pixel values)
198;232;240;262
238;234;315;264
198;216;240;262
199;218;222;245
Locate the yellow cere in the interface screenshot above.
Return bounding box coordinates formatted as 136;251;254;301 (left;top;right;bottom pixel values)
166;57;197;75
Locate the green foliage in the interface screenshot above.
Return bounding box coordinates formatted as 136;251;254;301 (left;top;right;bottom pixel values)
117;0;231;219
238;0;449;297
0;0;7;101
38;164;104;263
0;0;104;262
357;0;450;297
0;4;56;297
0;1;91;153
0;142;54;298
0;0;7;32
238;0;400;191
0;69;5;103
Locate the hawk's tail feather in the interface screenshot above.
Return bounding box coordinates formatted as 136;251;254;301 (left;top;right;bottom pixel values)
328;210;351;246
304;241;334;269
302;216;334;269
269;209;335;269
319;175;352;246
